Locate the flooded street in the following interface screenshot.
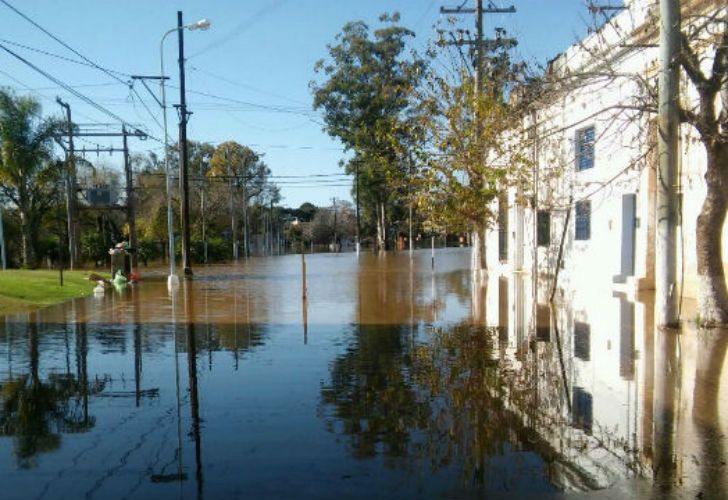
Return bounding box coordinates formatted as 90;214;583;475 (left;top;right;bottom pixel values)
1;249;727;499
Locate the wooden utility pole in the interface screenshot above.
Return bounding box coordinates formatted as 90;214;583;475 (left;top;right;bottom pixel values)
177;10;193;277
122;126;138;272
355;161;361;255
332;197;338;252
655;0;680;327
439;0;516;275
56;98;78;269
0;203;6;270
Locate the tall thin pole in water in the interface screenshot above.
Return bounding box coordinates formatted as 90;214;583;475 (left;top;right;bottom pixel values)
170;285;184;490
301;252;307;300
355;161;360;256
184;281;203;496
431;235;435;270
0;204;6;270
655;0;680;327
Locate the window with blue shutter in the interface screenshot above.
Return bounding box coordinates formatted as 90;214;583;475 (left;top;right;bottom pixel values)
537;210;551;246
576;126;595;171
575;200;591;240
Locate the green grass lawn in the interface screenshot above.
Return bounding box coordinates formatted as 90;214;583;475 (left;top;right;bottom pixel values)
0;270;107;315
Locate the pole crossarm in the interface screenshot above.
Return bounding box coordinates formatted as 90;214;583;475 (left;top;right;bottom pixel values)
130;75;170;109
440;6;515;14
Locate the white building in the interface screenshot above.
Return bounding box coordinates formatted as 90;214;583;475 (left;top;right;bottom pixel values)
480;0;728;493
486;0;724;304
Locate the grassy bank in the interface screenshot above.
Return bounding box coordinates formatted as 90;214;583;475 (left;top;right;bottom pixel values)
0;270;105;315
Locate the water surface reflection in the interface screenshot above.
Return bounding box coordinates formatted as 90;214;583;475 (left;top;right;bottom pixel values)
0;249;725;499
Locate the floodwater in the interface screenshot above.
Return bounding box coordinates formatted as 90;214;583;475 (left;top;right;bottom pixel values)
0;248;726;499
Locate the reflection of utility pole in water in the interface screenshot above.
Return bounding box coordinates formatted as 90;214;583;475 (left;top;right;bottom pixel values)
302;251;308;343
692;328;728;498
150;282;189;485
6;316;12;379
409;258;415;348
75;307;89;424
652;327;680;495
639;292;655;460
131;285;143;407
234;278;239;370
302;289;308;345
183;281;204;498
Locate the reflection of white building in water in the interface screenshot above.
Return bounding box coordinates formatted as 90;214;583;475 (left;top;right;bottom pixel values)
482;0;728;494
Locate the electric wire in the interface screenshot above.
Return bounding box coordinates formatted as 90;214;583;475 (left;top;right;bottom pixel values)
0;0;130;85
0;42;163;142
0;1;165;136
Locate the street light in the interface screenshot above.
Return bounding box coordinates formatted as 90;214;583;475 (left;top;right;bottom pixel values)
160;17;211;290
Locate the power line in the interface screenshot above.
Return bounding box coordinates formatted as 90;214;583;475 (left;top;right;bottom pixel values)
167;85;314;116
187;0;289;59
0;43;125;121
189;65;309;106
0;43;162;142
0;1;164;136
0;0;129;86
0;37;131;78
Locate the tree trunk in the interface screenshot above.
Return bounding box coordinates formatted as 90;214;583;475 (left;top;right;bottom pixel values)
696;144;728;326
376;201;386;252
230;181;238;260
470;228;487;282
19;209;34;268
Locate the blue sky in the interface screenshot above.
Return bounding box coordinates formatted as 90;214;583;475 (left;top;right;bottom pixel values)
0;0;599;207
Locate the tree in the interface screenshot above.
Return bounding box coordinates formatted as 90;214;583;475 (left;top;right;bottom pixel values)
0;91;62;267
311;13;426;251
188;141;215;262
209;141;274;258
416;49;531;275
675;9;728;325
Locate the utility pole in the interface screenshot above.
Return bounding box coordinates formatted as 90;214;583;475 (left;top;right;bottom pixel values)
355;162;361;255
0;203;6;270
439;0;516;275
332;197;338;252
408;157;414;256
177;10;193;277
655;0;680;327
242;180;249;259
56;98;78;269
122;126;138;272
269;199;274;256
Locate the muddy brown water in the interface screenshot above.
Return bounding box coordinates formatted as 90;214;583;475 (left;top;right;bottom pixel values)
0;248;726;499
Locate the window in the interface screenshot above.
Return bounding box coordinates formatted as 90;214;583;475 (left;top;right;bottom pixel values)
537;210;551;246
574;322;590;361
575;200;591;241
572;387;593;435
536;304;550;342
576;126;595;171
498;195;508;262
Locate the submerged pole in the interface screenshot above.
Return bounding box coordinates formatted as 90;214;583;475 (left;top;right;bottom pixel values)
655;0;680;327
301;252;307;300
431;236;435;270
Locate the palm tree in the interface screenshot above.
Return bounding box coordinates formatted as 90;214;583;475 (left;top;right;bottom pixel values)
0;90;61;267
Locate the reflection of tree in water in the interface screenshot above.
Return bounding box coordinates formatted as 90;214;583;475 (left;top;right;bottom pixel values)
320;324;430;459
320;321;562;491
411;324;562;488
0;321;103;468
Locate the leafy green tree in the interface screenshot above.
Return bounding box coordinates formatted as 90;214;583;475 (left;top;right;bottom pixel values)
416;70;531;273
0;91;62;267
312;13;426;250
209;141;274;258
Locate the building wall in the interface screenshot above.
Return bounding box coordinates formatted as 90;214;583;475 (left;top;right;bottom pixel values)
486;0;726;300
